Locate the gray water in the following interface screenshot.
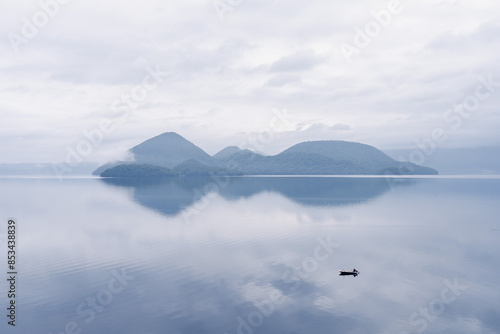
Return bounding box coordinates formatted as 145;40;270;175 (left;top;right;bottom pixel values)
0;176;499;334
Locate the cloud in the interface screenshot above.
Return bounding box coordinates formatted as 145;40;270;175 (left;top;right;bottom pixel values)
296;121;351;133
1;0;500;162
265;74;302;87
269;50;323;72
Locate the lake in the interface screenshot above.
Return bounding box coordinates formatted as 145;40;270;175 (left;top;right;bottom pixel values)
0;176;499;334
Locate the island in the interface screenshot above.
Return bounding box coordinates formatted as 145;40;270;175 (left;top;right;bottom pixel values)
94;132;438;177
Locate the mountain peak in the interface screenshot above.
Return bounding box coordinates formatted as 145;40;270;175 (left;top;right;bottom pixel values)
94;132;438;176
282;140;394;166
148;132;187;141
130;132;213;168
213;146;243;160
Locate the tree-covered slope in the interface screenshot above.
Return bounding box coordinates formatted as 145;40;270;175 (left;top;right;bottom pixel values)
131;132;214;168
100;164;176;177
94;132;438;176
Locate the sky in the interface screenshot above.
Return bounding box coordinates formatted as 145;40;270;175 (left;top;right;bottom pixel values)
1;0;500;164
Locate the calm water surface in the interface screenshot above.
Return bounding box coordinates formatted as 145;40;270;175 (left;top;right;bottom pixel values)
0;176;499;334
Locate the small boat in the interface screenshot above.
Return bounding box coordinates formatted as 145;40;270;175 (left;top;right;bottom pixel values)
339;269;359;277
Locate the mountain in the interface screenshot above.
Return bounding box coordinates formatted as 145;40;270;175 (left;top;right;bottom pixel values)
95;132;438;176
277;141;436;175
214;149;267;170
131;132;214;168
283;141;395;170
212;141;436;175
92;132;214;175
100;164;176;177
212;146;243;160
92;162;125;176
173;159;241;176
99;159;242;178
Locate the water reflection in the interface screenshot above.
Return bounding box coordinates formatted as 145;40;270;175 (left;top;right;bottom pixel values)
101;176;416;217
1;177;499;334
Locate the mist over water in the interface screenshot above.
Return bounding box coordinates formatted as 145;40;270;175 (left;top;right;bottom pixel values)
0;176;499;334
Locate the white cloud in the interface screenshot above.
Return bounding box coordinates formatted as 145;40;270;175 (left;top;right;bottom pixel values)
1;0;500;162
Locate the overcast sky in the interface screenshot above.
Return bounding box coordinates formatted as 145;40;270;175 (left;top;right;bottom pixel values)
1;0;499;163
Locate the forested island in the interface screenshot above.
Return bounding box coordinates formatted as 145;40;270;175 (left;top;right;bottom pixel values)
94;132;438;177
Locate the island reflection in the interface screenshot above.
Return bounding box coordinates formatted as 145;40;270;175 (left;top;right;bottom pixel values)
100;176;416;217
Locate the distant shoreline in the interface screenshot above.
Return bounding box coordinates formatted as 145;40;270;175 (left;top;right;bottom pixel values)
2;174;500;179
